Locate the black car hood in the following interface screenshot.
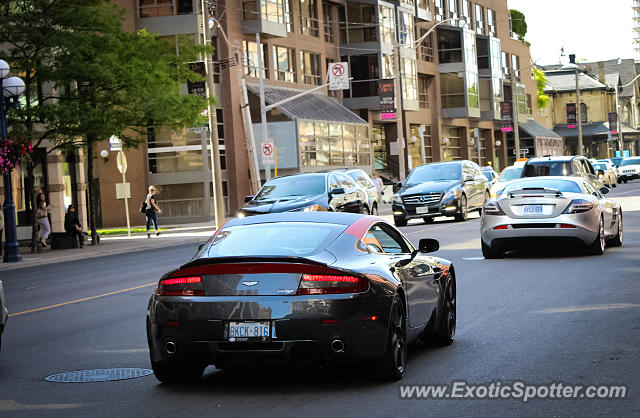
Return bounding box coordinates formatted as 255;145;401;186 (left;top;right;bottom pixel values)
399;180;461;195
242;195;323;214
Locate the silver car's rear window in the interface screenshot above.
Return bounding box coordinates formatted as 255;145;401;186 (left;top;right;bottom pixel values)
203;222;345;257
524;161;572;177
502;179;583;194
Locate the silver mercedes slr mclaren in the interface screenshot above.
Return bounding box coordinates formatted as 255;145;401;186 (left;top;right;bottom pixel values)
480;177;622;258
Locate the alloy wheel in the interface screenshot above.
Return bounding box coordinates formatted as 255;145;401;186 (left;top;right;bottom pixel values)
446;279;456;339
599;218;605;253
391;302;406;375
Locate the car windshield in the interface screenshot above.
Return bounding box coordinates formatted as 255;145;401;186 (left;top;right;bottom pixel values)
523;161;572;177
497;168;522;182
203;223;344;257
502;179;583;194
407;164;461;183
254;175;326;201
621;158;640;166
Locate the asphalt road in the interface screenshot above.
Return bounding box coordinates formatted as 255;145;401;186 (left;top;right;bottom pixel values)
1;182;639;417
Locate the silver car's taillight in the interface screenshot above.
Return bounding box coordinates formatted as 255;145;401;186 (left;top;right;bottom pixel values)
562;199;595;214
483;201;505;215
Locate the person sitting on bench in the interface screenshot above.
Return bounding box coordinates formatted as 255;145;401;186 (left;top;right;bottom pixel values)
64;204;84;248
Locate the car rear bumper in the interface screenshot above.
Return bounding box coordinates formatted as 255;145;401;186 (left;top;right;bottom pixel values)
147;293;392;367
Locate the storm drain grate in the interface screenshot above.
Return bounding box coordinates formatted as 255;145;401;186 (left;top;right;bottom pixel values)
44;368;153;383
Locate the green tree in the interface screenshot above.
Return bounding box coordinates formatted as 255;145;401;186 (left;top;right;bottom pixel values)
509;9;527;42
534;67;550;109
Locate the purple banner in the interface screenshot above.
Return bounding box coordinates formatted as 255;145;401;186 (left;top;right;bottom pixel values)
608;112;618;134
500;102;513;133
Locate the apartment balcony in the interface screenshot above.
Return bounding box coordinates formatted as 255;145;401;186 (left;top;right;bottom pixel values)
241;0;287;38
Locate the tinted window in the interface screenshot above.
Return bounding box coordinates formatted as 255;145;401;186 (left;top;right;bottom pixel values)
255;175;326;201
204;223;344;257
407;163;462;183
502;179;583;194
582;181;601;198
338;174;357;190
367;224;410;254
621;158;640;166
523;161;573;177
497;167;522;182
328;175;340;191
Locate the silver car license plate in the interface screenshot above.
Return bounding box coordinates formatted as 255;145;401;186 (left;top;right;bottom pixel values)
228;321;270;341
523;205;543;214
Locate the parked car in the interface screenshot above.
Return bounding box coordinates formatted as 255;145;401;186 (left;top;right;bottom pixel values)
600;157;623;168
0;280;7;353
489;165;524;197
480;177;622;258
617;157;640;183
591;162;617;188
146;212;457;383
521;156;604;190
343;168;380;215
392;160;490;226
240;171;367;216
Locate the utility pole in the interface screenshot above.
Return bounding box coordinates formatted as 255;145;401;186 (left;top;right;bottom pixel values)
615;83;623;155
256;32;271;182
575;66;583;155
510;71;520;160
393;40;406;182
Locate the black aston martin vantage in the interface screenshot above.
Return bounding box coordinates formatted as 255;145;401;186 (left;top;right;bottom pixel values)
146;213;457;383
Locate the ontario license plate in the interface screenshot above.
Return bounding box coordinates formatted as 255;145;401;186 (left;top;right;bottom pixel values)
228;321;270;341
524;205;543;214
416;206;430;214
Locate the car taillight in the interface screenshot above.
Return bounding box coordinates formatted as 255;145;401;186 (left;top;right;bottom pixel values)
483;201;505;215
158;276;204;296
562;199;595;214
296;274;369;295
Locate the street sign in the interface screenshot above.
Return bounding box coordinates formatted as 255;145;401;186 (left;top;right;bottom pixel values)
513;149;529;155
115;182;131;199
328;62;349;90
116;150;127;174
109;135;122;151
261;141;275;163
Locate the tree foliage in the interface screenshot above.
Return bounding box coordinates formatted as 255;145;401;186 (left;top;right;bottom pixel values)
509;9;527;42
534;67;550;109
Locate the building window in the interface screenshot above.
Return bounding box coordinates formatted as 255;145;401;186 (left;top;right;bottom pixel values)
409;124;429;169
299;0;319;37
487;8;497;37
502;51;510;77
400;0;415;7
379;5;396;45
461;1;473;29
442;126;462;161
418;0;431;13
284;0;294;32
211;36;221;83
323;3;335;43
516;85;526;115
419;30;434;62
511;54;520;80
139;0;193;17
398;11;415;45
438;29;462;64
273;45;296;82
299;121;369;167
527;94;533;115
242;0;285;24
344;54;379;98
381;53;394;79
300;51;321;85
418;75;431;108
434;0;445;21
402;58;418;101
474;4;484;35
447;0;458;19
580;103;588;123
346;3;377;43
440;73;465;108
243;40;267;79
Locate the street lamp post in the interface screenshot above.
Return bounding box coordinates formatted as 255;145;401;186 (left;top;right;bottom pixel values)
0;59;25;262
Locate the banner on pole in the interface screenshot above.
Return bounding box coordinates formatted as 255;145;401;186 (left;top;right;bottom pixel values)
187;62;206;97
500;102;513;132
608;112;618;135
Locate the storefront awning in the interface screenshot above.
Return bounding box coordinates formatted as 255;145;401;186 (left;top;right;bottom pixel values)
553;122;640;137
246;83;366;124
519;119;561;139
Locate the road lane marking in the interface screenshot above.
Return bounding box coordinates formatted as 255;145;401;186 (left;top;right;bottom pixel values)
536;303;640;314
8;282;156;318
0;400;81;411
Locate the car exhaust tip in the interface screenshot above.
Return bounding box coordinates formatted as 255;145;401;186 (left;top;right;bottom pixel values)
330;339;345;353
165;341;177;355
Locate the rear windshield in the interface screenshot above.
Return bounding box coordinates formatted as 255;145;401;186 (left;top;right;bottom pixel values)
502;179;583;194
621;158;640;166
203;222;344;257
255;175;326;201
497;167;522;182
523;161;572;177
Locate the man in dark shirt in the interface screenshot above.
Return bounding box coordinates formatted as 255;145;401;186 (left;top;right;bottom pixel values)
64;204;84;248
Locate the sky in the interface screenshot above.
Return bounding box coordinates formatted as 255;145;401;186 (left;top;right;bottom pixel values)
507;0;636;65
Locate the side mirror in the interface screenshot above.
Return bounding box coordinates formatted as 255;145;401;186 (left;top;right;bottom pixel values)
394;181;403;192
418;238;439;253
330;187;345;196
599;186;609;195
463;174;474;183
244;195;254;203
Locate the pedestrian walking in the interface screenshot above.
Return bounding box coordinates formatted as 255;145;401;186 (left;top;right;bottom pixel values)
372;171;384;209
36;192;51;247
64;204;84;248
145;186;162;238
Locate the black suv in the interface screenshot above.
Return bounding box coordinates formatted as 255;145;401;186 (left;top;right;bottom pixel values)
392;160;490;226
240;171;367;216
522;156;604;190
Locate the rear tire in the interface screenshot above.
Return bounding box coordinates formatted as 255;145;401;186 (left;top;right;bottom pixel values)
454;195;468;222
378;295;407;381
151;360;206;384
433;275;456;346
607;213;623;247
394;216;407;227
587;217;606;255
482;240;503;259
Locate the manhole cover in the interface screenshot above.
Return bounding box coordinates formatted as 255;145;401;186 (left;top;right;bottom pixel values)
44;368;153;383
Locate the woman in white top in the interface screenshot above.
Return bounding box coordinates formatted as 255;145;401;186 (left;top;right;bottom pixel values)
145;186;162;238
36;192;51;247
